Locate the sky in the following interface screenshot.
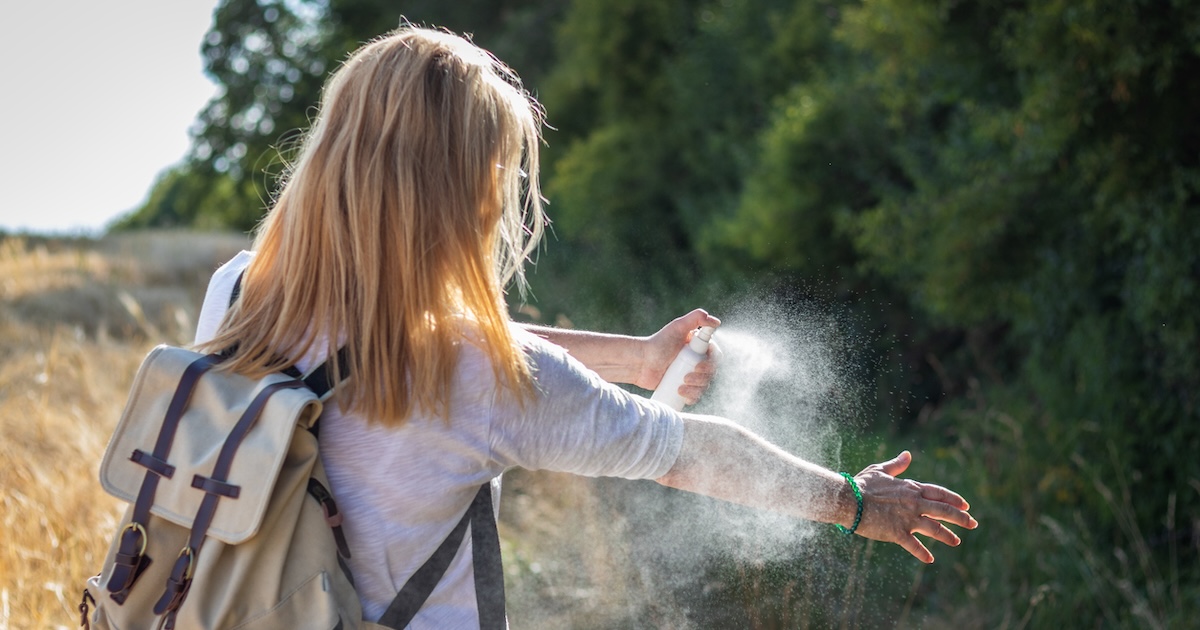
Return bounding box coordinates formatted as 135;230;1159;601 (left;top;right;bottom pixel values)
0;1;223;234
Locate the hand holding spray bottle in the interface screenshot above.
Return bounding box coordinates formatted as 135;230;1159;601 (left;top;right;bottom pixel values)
650;325;717;411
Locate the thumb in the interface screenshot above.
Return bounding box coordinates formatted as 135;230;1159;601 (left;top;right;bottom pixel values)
879;450;912;477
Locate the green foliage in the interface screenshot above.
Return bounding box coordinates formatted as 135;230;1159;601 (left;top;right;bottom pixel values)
794;2;1199;624
539;0;1200;624
123;0;565;232
536;0;851;325
193;0;332;181
837;0;1200;498
112;165;254;231
900;385;1200;628
710;78;887;283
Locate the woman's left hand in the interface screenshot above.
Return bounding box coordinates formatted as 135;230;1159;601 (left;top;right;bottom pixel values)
848;451;978;563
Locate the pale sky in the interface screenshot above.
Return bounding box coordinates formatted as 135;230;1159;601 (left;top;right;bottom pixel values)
0;1;223;234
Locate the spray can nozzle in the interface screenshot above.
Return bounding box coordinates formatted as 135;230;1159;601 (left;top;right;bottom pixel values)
690;326;716;348
651;325;717;411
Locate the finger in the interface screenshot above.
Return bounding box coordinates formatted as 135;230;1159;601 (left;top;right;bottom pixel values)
878;451;912;477
920;499;978;530
677;309;721;333
697;309;721;329
915;516;961;548
705;339;723;363
678;385;703;406
897;533;935;564
683;361;718;381
679;365;717;405
677;379;710;398
919;483;970;511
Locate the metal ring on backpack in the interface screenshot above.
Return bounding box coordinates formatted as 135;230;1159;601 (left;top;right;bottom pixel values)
175;547;196;581
121;523;148;557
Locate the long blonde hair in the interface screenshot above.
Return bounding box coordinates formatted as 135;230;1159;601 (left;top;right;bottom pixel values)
200;26;546;424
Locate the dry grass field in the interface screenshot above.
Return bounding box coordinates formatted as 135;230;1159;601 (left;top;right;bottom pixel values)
0;231;646;629
0;231;249;629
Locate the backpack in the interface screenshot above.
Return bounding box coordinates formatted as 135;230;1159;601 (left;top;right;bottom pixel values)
80;278;506;630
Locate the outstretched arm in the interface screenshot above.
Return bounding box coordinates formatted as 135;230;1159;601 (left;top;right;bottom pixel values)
656;414;977;563
521;309;721;404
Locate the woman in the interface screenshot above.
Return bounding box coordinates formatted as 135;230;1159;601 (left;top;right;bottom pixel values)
196;26;976;628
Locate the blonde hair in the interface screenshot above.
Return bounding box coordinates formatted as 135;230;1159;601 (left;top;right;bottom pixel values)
200;26;546;424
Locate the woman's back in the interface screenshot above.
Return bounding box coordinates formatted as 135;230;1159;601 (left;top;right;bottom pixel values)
196;252;684;626
319;346;501;626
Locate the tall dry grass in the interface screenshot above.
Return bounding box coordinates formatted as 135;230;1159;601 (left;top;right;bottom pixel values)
0;231;645;630
0;232;248;629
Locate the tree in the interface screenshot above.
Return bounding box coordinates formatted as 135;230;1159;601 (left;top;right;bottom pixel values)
124;0;565;232
533;0;849;325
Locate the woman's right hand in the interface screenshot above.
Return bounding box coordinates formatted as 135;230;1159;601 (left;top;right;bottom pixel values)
636;309;722;403
848;450;978;563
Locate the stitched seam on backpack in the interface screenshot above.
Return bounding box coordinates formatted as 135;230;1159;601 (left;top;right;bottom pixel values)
227;571;329;630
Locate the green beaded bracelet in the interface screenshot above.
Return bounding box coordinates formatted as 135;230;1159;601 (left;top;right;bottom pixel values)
835;472;863;536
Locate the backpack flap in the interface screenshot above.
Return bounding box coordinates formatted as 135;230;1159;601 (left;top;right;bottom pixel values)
99;345;324;544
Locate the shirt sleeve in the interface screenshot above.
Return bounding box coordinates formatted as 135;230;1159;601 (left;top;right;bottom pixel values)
487;329;685;481
194;250;255;345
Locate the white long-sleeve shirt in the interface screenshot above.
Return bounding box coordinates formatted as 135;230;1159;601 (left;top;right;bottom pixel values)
195;252;683;628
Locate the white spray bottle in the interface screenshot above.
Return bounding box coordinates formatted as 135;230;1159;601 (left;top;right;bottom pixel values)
651;326;717;411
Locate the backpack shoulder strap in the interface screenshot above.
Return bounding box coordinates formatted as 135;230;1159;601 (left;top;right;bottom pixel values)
469;482;506;628
228;270;244;308
301;347;351;401
375;483;505;629
227;270;347;395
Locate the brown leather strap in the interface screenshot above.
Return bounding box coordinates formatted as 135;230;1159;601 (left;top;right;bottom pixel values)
78;589;96;630
152;549;194;617
153;379;307;616
308;478;352;558
107;352;222;599
133;353;223;528
190;475;241;498
130;449;176;479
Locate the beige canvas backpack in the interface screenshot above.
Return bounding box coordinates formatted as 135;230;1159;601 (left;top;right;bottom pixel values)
80;280;506;630
79;344;363;629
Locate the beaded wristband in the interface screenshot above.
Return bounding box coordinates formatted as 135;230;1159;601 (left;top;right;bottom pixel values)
835;472;863;536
